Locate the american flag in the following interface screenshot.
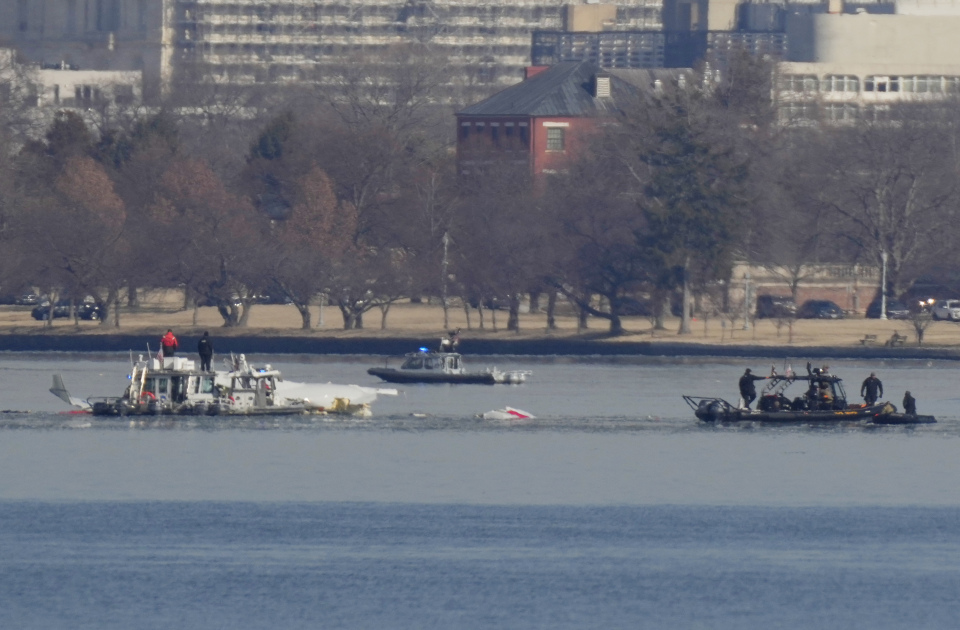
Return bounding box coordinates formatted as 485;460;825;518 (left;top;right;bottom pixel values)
155;347;164;363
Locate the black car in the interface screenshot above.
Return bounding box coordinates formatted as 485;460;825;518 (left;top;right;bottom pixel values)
866;298;911;320
755;295;797;319
797;299;845;319
32;299;103;321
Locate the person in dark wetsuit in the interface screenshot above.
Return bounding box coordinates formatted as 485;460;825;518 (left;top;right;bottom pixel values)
860;372;884;406
903;391;917;415
197;331;214;371
738;368;767;410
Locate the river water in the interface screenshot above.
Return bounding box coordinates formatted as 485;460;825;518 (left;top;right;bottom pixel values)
1;353;959;628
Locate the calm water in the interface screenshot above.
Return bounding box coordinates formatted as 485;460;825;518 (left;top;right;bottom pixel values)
2;352;959;628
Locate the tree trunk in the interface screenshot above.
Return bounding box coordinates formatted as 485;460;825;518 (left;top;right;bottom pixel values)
238;301;252;327
296;303;312;329
546;291;557;330
127;286;139;309
529;291;541;314
678;262;692;335
609;314;623;335
379;303;391;330
507;295;520;332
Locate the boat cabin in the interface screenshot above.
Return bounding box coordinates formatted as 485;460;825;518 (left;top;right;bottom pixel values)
400;351;464;374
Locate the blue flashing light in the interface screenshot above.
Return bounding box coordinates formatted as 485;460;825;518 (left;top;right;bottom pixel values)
127;375;132;379
419;347;429;353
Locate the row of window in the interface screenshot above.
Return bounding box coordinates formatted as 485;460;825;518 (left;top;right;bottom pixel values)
780;74;960;95
780;102;892;122
459;122;566;152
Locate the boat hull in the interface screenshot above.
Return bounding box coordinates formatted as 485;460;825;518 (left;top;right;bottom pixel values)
367;368;498;385
687;397;934;425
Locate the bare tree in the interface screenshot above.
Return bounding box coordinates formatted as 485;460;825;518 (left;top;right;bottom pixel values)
811;108;959;298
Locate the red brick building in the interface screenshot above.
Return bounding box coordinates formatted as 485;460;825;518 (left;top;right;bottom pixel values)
455;61;642;177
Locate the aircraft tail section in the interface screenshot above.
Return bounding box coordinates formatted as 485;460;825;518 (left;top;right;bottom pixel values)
50;374;91;410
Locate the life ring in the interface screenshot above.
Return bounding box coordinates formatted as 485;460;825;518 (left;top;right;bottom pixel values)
140;391;157;402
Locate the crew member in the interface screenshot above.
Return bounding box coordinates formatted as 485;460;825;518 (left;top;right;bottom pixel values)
819;382;834;408
160;329;178;357
738;368;767;410
197;331;214;371
903;391;917;415
860;372;884;406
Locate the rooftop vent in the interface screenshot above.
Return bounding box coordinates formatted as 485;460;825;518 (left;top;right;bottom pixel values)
595;74;611;98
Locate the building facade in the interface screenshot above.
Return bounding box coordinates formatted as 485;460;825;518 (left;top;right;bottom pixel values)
777;4;960;123
455;61;641;177
1;0;663;104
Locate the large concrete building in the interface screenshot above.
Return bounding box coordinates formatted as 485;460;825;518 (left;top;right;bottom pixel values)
778;2;960;123
1;0;663;104
0;0;172;101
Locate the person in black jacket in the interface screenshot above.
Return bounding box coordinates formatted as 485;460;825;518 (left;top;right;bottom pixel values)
738;368;767;410
197;331;214;371
903;391;917;415
860;372;884;405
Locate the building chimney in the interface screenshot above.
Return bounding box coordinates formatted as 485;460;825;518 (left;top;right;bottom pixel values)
594;74;611;98
526;66;549;79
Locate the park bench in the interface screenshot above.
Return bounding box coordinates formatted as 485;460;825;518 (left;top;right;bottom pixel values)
885;332;908;347
859;334;878;346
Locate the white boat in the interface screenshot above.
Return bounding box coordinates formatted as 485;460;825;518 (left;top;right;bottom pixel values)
51;353;397;417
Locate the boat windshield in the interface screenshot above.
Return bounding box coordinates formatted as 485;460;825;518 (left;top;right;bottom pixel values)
401;356;424;370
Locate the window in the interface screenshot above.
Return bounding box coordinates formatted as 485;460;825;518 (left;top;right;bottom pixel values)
780;102;818;123
546;127;565;151
903;76;943;94
780;75;819;94
518;124;529;148
490;125;499;146
822;75;858;93
865;76;899;93
824;103;858;122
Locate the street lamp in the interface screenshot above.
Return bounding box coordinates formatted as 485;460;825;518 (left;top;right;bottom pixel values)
441;232;450;329
880;250;888;321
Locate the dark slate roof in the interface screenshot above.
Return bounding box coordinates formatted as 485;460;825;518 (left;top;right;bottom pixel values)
456;61;640;118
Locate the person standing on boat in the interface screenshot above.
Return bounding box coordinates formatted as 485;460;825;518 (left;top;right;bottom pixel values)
197;331;214;371
860;372;883;406
161;329;178;357
738;368;767;410
903;391;917;415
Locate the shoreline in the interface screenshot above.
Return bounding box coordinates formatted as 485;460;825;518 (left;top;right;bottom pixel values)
1;332;959;361
2;298;959;360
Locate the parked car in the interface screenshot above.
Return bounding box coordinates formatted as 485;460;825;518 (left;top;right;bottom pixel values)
932;299;960;321
16;293;41;305
755;294;797;319
797;299;845;319
32;298;102;321
866;298;911;319
252;293;292;305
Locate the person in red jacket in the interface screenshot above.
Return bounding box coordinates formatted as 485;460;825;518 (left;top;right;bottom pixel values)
161;329;179;357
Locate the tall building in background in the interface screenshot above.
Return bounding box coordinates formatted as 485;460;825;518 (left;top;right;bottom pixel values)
0;0;663;104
